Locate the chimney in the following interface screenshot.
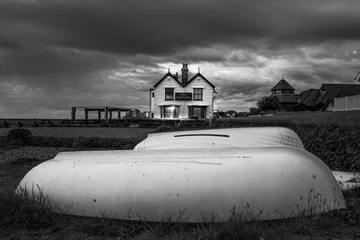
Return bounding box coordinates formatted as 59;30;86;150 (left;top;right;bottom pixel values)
181;63;188;85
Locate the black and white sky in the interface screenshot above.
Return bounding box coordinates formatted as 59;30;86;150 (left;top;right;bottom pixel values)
1;0;360;118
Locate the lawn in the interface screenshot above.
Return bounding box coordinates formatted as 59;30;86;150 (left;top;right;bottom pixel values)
213;110;360;130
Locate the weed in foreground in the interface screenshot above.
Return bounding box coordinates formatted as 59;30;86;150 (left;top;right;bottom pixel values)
1;185;359;239
0;187;56;231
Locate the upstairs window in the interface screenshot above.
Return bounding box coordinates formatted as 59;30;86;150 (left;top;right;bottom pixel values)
193;88;203;101
165;88;174;100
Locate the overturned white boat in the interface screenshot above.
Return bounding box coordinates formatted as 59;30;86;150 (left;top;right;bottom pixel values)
18;127;349;222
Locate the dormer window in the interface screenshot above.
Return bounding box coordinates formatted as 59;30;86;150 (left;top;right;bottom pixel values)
165;88;174;100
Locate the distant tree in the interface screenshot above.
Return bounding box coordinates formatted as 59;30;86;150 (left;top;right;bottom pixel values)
237;112;248;117
249;107;260;115
257;95;279;111
225;110;238;118
218;111;226;118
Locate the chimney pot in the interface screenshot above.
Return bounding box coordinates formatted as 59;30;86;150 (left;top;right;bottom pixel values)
181;63;189;85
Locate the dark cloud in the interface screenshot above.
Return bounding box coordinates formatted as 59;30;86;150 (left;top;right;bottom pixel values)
0;0;360;116
0;48;117;78
0;35;21;50
216;78;270;100
1;0;360;55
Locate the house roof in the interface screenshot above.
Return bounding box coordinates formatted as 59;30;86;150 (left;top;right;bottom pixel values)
271;79;294;91
296;83;360;110
153;72;215;89
320;84;360;104
297;89;321;107
153;72;182;88
184;72;215;89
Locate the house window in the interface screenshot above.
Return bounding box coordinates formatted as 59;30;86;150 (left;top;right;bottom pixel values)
152;92;154;97
160;106;179;118
193;88;203;101
165;88;174;100
188;106;207;119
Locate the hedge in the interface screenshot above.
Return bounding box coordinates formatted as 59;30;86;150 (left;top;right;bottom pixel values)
2;124;360;171
5;128;32;145
29;136;142;149
298;123;360;171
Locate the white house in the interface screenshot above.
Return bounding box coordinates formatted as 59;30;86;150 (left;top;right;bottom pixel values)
149;63;216;120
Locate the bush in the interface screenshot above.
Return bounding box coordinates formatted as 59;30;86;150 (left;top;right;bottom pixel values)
298;123;360;171
6;128;32;146
257;95;279;111
30;136;74;148
29;136;143;149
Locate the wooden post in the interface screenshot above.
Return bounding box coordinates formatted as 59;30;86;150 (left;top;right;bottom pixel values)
71;107;76;122
118;109;121;119
109;110;113;120
85;109;89;121
98;110;101;120
105;107;109;123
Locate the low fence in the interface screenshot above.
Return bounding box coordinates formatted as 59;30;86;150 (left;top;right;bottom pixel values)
334;95;360;111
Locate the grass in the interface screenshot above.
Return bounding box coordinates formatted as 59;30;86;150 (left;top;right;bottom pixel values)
211;110;360;131
0;186;359;239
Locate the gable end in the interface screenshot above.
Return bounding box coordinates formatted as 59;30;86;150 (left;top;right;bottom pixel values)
185;73;215;89
154;72;182;88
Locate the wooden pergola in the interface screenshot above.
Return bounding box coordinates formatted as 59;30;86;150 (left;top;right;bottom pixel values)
71;106;132;122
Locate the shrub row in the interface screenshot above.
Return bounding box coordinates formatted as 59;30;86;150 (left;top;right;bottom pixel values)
1;128;143;149
3;125;360;170
298;123;360;171
4;128;32;145
29;136;142;149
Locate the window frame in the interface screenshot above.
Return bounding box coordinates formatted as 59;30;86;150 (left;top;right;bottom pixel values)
188;106;207;119
193;88;203;101
165;88;174;101
160;105;179;118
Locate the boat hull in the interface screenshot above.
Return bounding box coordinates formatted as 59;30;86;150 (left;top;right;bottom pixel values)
134;127;304;151
18;146;345;222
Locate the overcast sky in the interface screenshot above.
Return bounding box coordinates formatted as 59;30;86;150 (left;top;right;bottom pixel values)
1;0;360;118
